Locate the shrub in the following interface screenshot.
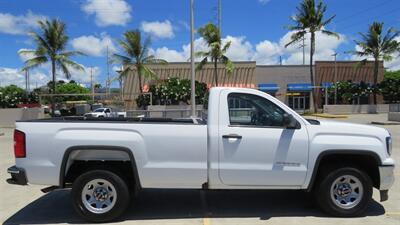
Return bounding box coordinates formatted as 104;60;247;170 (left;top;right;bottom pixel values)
0;85;37;108
379;77;400;103
136;77;208;108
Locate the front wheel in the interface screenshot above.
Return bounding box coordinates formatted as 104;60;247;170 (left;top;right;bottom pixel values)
315;167;372;217
71;170;130;222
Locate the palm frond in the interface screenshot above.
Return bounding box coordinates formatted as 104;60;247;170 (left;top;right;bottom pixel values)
285;31;306;48
221;55;234;74
59;50;86;58
139;65;157;80
22;56;48;70
221;41;231;54
195;51;210;58
112;54;132;65
196;57;208;71
321;30;340;39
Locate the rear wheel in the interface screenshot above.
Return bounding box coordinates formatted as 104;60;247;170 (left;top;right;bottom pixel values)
315;167;372;217
71;170;130;222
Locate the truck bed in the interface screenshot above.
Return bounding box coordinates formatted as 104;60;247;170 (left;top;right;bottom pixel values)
18;116;206;124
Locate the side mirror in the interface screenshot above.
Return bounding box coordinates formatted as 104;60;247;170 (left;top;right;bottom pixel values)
283;113;298;129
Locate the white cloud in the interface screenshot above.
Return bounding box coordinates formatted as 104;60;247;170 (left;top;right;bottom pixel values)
0;67;49;89
81;0;132;27
258;0;271;4
149;47;186;62
3;53;101;88
253;40;282;64
67;65;101;84
0;11;47;35
349;37;400;71
71;33;116;57
148;31;346;66
141;20;174;39
279;31;346;64
223;36;253;61
18;48;37;62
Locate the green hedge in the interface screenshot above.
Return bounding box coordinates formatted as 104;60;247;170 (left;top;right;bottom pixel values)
0;85;39;108
136;77;208;108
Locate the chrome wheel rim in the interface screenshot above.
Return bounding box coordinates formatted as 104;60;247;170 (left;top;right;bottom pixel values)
330;175;363;209
81;179;117;214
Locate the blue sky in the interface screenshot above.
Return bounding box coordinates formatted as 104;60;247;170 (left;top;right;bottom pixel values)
0;0;399;88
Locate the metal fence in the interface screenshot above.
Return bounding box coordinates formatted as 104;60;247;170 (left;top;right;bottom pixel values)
127;109;206;119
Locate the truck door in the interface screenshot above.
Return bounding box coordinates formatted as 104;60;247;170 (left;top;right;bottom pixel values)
218;90;309;186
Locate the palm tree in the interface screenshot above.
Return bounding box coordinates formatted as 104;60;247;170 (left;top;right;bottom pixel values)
112;30;167;93
196;23;234;86
285;0;339;112
347;22;400;105
19;19;84;116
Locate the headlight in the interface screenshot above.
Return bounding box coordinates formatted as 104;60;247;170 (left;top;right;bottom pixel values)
386;136;392;156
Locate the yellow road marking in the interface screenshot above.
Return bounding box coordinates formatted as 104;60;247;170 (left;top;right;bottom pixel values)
203;217;211;225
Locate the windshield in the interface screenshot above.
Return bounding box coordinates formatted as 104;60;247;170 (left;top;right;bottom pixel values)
94;108;104;112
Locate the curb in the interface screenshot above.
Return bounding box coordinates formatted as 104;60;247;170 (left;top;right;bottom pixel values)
310;113;348;118
371;121;400;125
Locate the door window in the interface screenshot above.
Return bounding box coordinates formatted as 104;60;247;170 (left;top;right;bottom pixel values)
228;93;286;127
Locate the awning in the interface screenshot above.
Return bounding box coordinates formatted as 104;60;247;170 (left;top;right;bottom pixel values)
321;82;333;88
258;83;279;92
287;83;312;91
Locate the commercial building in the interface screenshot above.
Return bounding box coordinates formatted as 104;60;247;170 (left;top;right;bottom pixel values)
122;61;384;111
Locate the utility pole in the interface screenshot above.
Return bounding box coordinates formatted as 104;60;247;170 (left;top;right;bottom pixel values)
27;69;30;92
302;37;305;65
332;52;338;104
90;67;95;102
190;0;196;117
106;46;110;97
25;69;28;92
218;0;221;35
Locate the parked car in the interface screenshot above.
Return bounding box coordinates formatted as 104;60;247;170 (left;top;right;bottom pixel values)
7;87;395;222
84;107;126;118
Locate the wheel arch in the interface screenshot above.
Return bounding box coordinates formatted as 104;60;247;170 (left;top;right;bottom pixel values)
59;145;141;189
306;149;381;192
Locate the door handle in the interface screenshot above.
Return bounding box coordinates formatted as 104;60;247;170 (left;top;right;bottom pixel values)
222;134;242;139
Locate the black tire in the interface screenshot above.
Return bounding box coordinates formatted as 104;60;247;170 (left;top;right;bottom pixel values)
71;170;130;222
315;167;372;217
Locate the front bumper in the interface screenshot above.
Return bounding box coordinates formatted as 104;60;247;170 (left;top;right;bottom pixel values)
379;165;395;201
6;166;27;185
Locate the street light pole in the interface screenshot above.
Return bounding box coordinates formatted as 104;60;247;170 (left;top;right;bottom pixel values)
218;0;221;34
90;67;95;102
190;0;196;117
332;53;338;105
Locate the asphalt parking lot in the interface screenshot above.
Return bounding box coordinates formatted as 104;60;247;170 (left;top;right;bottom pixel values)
1;113;399;225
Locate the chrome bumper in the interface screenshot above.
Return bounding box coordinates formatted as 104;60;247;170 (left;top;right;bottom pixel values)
379;165;395;202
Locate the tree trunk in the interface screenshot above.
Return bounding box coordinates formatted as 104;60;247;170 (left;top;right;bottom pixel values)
373;58;379;105
310;32;317;113
137;69;143;93
119;76;123;101
214;59;218;86
51;60;56;117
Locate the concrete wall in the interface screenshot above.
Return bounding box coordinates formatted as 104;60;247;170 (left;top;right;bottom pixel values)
323;104;389;114
0;108;44;127
255;65;312;103
388;112;400;122
127;105;204;118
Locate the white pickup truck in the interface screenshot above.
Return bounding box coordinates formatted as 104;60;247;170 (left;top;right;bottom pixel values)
7;87;395;222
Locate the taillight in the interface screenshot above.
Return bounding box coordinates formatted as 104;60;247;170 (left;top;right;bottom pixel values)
14;129;26;158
